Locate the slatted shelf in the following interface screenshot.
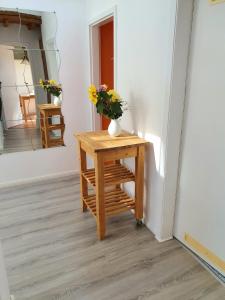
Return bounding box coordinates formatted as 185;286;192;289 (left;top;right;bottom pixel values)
82;164;135;187
48;139;64;146
83;189;135;217
41;124;65;131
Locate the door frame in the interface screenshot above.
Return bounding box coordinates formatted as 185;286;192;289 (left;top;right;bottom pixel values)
88;6;117;131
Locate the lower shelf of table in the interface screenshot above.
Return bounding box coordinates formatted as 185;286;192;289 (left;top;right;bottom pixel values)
82;163;135;188
83;188;135;217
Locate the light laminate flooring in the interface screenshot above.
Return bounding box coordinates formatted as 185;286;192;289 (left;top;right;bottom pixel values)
2;128;42;154
0;176;224;300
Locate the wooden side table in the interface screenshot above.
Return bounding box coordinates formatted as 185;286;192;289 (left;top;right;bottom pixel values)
75;130;148;240
38;104;65;148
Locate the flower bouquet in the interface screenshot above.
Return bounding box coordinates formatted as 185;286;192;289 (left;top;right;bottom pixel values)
40;79;62;105
88;84;124;136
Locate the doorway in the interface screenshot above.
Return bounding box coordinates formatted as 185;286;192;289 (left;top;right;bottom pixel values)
99;20;114;129
174;0;225;277
89;8;116;131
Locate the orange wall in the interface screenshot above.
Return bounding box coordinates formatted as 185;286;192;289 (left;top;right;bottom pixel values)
100;20;114;129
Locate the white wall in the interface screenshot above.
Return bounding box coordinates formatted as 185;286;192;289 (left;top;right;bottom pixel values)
14;60;34;95
86;0;178;238
0;45;22;128
14;60;36;116
0;22;45;87
174;0;225;275
41;12;60;84
0;20;48;113
41;12;60;82
0;0;90;184
40;11;59;82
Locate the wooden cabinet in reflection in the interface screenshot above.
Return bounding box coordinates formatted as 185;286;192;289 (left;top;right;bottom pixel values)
38;104;65;148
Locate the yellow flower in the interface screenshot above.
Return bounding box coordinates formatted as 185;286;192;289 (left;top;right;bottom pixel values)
88;84;97;105
49;79;57;85
39;79;44;87
108;89;121;102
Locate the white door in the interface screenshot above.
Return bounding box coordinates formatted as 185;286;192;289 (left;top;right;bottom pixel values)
174;0;225;276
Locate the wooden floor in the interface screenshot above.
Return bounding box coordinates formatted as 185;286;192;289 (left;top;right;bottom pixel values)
0;176;224;300
2;128;42;154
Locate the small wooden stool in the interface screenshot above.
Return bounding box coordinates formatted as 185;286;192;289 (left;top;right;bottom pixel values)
38;104;65;148
75;130;148;240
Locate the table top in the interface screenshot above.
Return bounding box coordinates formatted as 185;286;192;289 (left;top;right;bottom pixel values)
75;130;148;152
38;104;61;110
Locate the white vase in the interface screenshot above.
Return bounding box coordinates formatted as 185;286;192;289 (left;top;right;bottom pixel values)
54;95;62;106
108;119;122;137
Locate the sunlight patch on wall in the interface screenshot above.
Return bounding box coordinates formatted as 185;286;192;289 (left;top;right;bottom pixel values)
138;131;163;177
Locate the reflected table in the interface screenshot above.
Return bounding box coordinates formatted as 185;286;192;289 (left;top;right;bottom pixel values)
38;104;65;148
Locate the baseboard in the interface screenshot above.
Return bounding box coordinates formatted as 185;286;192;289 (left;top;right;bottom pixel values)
175;238;225;285
0;170;79;189
155;235;173;243
144;219;173;243
184;233;225;274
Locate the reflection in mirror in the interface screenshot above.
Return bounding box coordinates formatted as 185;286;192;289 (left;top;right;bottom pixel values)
0;8;64;155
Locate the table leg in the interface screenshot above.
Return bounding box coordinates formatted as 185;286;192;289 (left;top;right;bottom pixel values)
115;159;121;190
78;142;88;212
43;113;49;148
39;112;45;148
22;99;28;124
60;114;65;146
135;145;145;221
95;153;105;240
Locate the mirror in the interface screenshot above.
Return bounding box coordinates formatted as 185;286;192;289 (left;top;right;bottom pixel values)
0;8;64;154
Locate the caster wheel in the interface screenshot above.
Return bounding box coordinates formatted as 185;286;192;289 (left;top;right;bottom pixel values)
136;219;143;226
